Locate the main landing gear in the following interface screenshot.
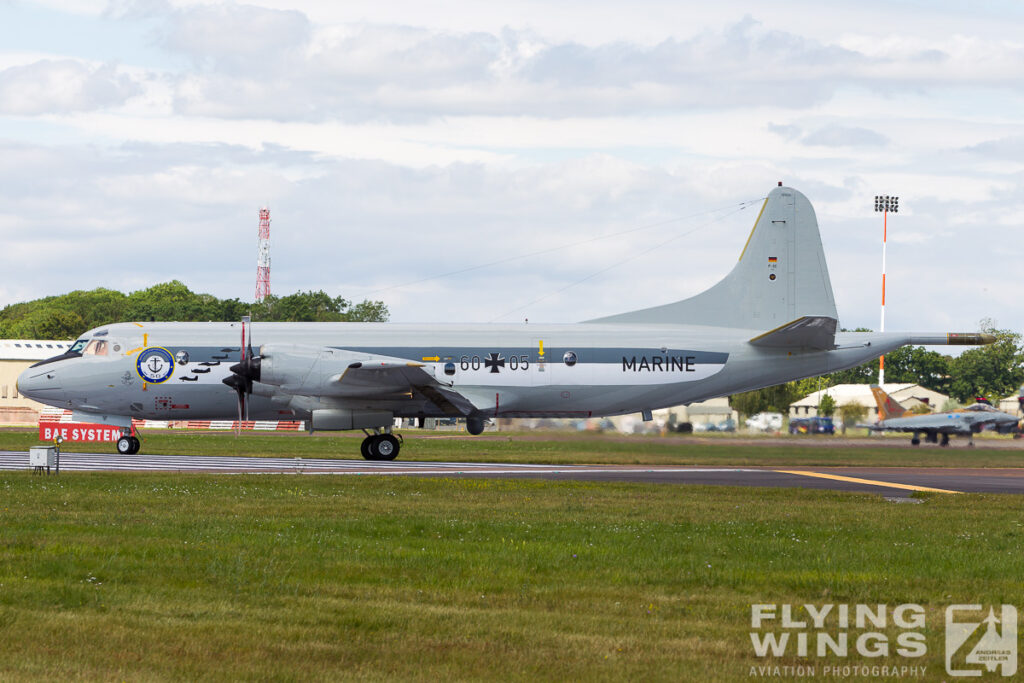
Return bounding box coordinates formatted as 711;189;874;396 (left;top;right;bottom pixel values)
116;432;141;455
360;430;401;461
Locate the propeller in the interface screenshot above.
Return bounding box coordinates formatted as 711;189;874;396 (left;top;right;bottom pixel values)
222;315;261;431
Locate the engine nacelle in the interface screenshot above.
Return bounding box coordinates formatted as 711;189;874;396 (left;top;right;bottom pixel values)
311;409;393;431
258;344;356;394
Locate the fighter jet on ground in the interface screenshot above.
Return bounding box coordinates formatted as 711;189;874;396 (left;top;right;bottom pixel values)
17;184;993;460
866;385;1021;447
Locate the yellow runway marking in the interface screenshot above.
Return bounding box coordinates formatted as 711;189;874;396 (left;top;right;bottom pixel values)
775;470;961;494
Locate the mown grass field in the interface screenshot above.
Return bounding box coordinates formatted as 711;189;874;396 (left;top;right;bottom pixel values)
2;427;1023;468
2;472;1023;681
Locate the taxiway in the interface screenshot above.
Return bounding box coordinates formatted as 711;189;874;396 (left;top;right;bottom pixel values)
5;450;1024;497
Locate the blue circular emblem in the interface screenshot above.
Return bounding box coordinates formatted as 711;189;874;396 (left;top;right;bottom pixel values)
136;347;175;384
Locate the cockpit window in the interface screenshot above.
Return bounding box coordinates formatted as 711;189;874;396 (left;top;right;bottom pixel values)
69;339;88;354
83;339;109;356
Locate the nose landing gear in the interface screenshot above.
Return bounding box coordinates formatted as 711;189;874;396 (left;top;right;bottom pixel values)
116;433;141;455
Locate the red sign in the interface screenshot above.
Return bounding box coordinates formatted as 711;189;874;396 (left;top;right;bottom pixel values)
39;423;132;442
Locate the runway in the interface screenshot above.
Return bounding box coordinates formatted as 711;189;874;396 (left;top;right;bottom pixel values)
5;450;1024;497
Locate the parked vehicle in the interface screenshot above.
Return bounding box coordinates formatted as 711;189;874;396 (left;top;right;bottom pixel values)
707;418;736;432
789;416;835;435
745;412;784;432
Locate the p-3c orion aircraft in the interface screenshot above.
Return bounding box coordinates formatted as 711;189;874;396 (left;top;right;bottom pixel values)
17;184;993;460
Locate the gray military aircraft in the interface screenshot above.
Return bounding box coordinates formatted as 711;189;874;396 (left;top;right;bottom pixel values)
865;385;1020;447
17;184;993;460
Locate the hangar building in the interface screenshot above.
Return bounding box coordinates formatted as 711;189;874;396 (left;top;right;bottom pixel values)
0;340;71;424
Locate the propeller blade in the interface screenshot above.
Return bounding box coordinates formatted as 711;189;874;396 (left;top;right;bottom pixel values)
235;385;244;436
239;315;251;435
241;315;248;362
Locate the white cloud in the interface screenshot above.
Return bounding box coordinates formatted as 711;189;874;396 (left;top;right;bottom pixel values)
160;2;310;72
0;59;141;114
801;125;888;148
0;1;1022;335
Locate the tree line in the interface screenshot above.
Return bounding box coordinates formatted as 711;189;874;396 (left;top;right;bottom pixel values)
0;281;389;340
730;322;1024;412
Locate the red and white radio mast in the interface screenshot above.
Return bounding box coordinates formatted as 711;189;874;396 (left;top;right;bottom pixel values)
873;194;898;387
255;207;271;301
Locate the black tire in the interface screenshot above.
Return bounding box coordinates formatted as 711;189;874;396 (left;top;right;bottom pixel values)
129;437;141;455
116;437;133;455
374;434;400;461
360;437;374;460
910;437;920;446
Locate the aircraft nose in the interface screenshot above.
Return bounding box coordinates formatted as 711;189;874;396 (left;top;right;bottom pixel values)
16;366;65;403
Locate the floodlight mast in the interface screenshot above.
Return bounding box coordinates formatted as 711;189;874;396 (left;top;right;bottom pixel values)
873;194;898;393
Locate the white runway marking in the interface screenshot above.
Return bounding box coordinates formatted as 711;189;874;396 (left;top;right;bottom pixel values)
0;450;760;476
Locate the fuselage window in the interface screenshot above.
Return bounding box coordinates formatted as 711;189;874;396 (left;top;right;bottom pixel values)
444;362;456;376
69;339;88;354
563;351;578;367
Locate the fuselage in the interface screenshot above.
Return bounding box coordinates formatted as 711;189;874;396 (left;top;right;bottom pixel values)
18;321;910;423
879;408;1020;436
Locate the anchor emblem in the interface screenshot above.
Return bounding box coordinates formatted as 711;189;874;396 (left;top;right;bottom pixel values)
136;347;175;384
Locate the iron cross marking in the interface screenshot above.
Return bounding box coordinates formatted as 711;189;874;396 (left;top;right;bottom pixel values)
484;352;506;373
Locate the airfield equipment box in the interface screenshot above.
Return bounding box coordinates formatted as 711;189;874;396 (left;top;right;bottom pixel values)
29;446;56;468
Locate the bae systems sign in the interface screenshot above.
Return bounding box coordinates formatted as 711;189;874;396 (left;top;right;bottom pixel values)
748;603;1017;678
39;423;129;442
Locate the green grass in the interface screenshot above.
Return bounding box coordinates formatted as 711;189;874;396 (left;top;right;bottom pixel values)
2;427;1024;468
1;474;1022;681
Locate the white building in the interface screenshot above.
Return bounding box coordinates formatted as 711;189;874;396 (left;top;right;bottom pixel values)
0;339;72;424
998;390;1024;417
789;383;951;422
608;397;738;433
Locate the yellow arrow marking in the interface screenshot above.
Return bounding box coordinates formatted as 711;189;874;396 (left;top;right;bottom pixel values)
422;356;440;362
775;469;961;494
539;340;545;357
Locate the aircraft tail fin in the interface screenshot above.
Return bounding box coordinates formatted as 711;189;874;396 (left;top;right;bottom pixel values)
588;185;838;329
870;385;907;420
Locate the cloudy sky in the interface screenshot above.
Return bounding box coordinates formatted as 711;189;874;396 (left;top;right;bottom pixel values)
1;0;1022;334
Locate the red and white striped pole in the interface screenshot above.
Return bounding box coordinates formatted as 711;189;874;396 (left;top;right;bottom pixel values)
874;195;898;388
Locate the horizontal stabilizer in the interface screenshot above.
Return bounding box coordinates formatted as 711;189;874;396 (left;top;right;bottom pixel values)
749;316;837;350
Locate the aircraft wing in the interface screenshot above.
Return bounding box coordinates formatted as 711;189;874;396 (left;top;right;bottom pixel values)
748;316;837;351
254;344;478;417
332;362;476;416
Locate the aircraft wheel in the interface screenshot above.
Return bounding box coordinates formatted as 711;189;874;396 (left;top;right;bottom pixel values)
360;436;374;460
373;434;400;461
129;437;141;454
116;436;133;455
910;437;920;446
